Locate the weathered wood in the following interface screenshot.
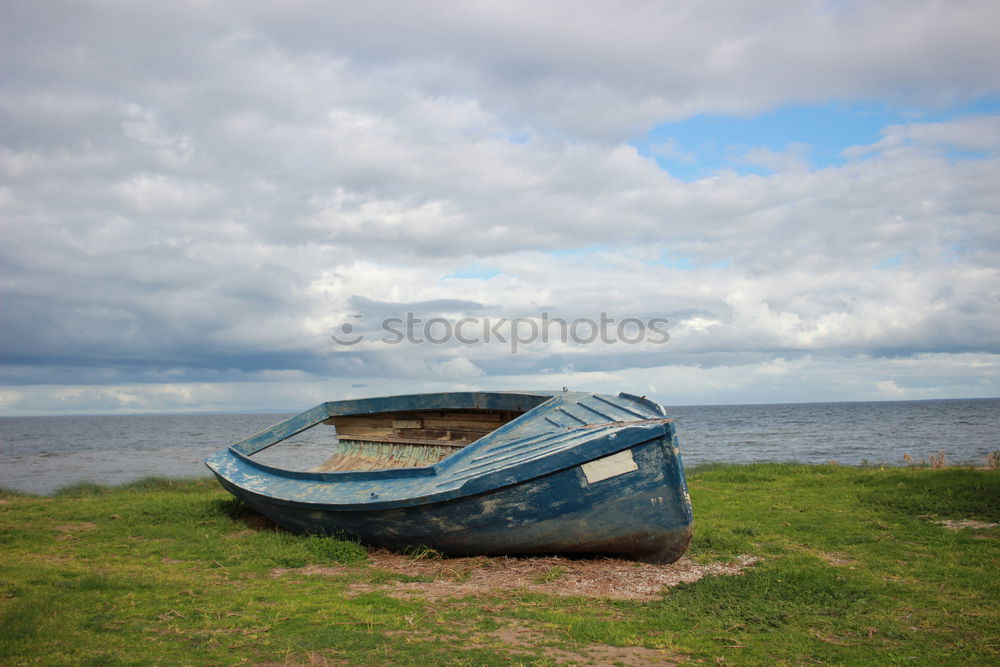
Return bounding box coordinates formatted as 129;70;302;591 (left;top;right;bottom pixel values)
337;426;486;442
326;409;512;428
419;418;502;431
314;439;464;472
331;425;396;437
324;409;521;452
337;434;476;446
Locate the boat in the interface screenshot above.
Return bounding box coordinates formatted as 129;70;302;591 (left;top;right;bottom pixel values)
204;390;694;563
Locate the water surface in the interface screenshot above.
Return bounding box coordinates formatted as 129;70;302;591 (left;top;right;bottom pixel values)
1;398;996;495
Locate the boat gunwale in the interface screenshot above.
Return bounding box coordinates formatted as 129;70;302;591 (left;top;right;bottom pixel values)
214;425;672;511
221;391;561;482
205;391;676;510
226;416;674;484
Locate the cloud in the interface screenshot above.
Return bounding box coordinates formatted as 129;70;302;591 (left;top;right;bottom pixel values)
2;351;996;416
843;114;1000;158
1;0;999;413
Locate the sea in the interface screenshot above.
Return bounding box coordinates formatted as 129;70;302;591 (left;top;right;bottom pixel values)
1;398;997;496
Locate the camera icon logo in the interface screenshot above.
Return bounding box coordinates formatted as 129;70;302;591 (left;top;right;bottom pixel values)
329;314;364;346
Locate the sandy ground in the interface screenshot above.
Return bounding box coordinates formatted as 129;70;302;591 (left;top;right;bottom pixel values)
273;550;759;601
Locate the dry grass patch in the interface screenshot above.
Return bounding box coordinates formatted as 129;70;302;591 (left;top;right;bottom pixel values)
386;614;681;665
482;618;679;665
54;522;97;532
818;551;856;566
934;519;997;531
271;550;759;601
270;565;348;578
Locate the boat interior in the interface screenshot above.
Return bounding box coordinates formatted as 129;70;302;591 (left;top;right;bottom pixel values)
313;408;527;471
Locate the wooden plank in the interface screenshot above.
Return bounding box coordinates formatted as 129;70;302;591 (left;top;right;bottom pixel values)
312;438;464;471
329;409;510;424
421;418;502;431
402;428;488;441
420;411;506;422
393;410;506;422
325;410;522;447
333;425;486;440
331;414;497;428
338;435;474;447
332;425;396;437
331;416;396;428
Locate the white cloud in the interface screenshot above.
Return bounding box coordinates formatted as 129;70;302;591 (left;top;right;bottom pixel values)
844;114;1000;159
1;0;998;413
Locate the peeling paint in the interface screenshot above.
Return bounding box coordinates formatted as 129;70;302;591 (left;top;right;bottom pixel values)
205;391;694;563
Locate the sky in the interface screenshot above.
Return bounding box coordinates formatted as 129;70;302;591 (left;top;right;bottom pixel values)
2;0;999;415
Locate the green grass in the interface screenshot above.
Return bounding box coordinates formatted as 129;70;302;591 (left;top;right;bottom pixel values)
1;466;998;665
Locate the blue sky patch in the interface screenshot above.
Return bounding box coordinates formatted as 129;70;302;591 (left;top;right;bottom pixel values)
443;266;501;280
634;98;1000;181
875;254;905;269
649;252;695;270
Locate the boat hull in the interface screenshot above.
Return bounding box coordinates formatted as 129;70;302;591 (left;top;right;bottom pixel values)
213;428;692;563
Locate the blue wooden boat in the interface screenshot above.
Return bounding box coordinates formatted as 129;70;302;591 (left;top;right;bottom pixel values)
204;391;693;563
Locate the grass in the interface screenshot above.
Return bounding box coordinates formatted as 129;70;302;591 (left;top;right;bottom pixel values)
0;466;997;665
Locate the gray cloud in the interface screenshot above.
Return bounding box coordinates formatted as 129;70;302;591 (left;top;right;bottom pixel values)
1;0;999;413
